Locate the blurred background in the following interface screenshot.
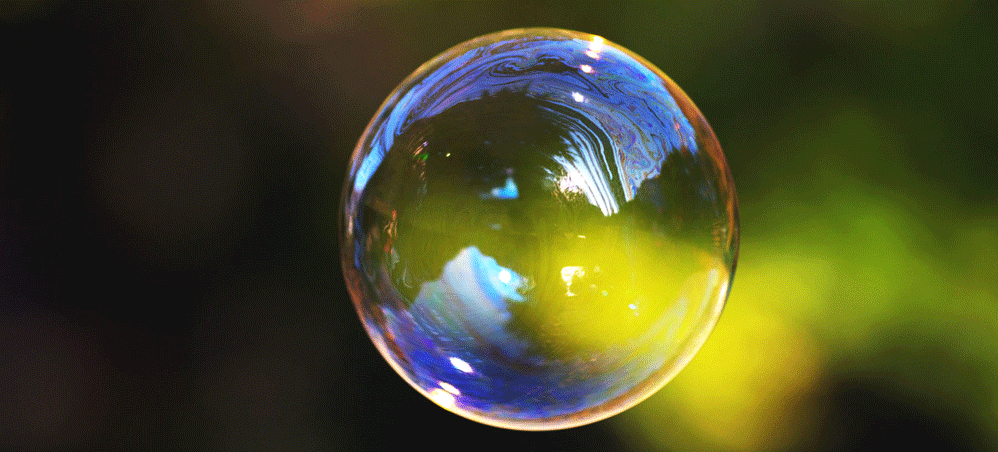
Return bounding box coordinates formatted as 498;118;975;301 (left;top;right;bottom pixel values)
1;1;995;450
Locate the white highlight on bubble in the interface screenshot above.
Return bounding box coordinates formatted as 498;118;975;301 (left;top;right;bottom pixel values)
561;266;585;296
498;269;512;284
572;92;584;103
590;35;604;51
450;357;474;373
439;381;461;395
429;388;456;409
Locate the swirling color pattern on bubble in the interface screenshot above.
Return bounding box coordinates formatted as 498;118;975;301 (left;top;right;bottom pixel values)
341;28;738;430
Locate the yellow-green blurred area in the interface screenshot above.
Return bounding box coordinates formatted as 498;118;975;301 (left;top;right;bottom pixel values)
1;1;995;450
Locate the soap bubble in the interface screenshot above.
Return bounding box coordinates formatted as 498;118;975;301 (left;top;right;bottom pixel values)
340;28;738;430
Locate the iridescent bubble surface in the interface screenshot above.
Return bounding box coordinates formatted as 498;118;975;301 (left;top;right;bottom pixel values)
340;28;738;430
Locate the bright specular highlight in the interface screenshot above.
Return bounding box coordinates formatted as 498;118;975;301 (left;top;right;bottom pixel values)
341;28;738;430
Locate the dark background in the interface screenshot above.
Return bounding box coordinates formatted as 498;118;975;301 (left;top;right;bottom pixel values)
1;1;996;450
